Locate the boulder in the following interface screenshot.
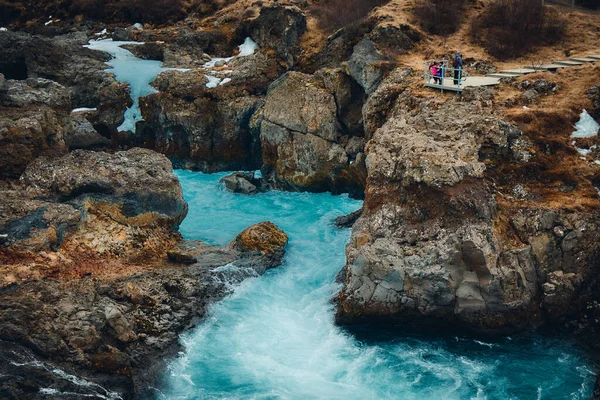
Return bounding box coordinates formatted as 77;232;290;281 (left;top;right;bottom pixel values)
220;172;268;195
0;77;71;110
346;39;387;95
334;209;362;228
367;24;415;56
67;113;111;150
21;148;188;228
461;86;495;102
231;221;288;271
260;71;367;196
263;72;340;142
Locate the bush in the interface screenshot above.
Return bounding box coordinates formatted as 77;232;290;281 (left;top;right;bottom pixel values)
2;0;188;26
313;0;391;33
0;1;22;26
413;0;467;36
111;0;185;25
471;0;566;59
578;0;599;9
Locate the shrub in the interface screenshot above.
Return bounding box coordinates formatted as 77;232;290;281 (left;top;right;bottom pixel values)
413;0;467;36
313;0;391;33
471;0;566;59
578;0;599;9
112;0;185;25
0;1;22;26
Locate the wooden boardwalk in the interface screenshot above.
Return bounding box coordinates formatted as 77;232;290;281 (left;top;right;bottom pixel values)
425;54;600;92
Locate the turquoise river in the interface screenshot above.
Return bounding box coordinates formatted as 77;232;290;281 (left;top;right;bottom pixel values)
157;171;596;400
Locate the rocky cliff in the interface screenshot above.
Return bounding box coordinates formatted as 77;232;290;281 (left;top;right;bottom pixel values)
336;72;600;332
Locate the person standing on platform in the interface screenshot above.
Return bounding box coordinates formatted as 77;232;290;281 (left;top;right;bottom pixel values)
452;51;463;86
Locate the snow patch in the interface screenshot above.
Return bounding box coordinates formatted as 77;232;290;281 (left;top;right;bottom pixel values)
133;23;143;30
219;77;232;86
205;75;222;88
238;37;258;57
0;27;8;32
572;110;600;139
72;107;97;113
94;28;108;36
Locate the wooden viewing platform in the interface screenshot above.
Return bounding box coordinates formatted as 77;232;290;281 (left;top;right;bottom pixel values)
425;54;599;92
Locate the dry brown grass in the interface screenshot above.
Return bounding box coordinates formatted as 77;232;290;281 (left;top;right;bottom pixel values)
311;0;390;33
490;64;600;210
413;0;467;36
471;0;566;60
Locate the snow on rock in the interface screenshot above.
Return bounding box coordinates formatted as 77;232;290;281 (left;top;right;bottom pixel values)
204;57;233;69
0;28;7;32
72;107;98;113
219;78;232;86
572;110;600;139
205;75;222;88
133;23;143;30
238;37;259;57
94;28;108;36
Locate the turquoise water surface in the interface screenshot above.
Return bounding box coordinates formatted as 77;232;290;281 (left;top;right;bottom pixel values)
160;171;595;400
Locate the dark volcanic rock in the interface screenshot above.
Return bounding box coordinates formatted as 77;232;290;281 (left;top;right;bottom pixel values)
220;171;268;195
0;77;72;179
68;112;111;150
334;209;363;228
135;52;284;172
362;67;413;139
0;222;287;398
241;5;307;65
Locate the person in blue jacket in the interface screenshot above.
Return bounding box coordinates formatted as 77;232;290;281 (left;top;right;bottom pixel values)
452;51;463;86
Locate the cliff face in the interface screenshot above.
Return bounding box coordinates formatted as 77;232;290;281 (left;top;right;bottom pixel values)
336;73;600;331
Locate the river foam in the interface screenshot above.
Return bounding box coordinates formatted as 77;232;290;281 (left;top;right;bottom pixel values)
161;171;595;400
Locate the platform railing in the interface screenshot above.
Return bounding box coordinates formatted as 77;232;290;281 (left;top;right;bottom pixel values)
424;61;467;90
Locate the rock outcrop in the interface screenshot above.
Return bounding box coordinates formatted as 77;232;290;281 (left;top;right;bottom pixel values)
336;97;600;331
0;147;288;398
135;51;284;172
0;77;71;179
0;31;132;135
240;5;307;65
0;219;287;398
260;71;367;196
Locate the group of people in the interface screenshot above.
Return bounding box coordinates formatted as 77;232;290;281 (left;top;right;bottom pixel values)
428;51;463;86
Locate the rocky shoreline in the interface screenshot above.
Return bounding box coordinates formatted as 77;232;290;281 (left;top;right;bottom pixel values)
0;148;288;399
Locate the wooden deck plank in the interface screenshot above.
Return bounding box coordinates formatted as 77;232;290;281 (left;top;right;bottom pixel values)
553;60;585;66
570;57;598;62
501;68;538;74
